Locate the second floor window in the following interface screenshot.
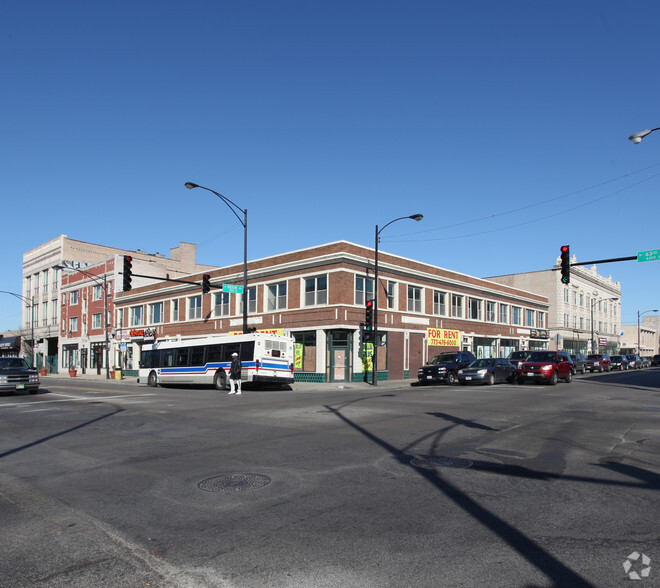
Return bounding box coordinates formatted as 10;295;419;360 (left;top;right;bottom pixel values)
355;277;374;306
499;304;508;324
433;291;446;316
240;287;257;314
130;306;143;326
171;299;179;322
69;316;78;333
469;298;482;320
407;286;422;312
71;290;79;305
387;281;396;309
305;276;327;306
526;309;534;327
92;313;102;329
214;292;230;317
267;283;287;311
451;294;463;318
189;296;202;320
486;301;496;322
149;302;164;324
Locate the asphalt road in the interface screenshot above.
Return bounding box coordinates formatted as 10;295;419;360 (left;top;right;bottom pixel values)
1;369;659;587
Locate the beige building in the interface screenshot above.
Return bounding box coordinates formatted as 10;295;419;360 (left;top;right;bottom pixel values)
620;314;659;356
23;235;212;372
486;254;622;355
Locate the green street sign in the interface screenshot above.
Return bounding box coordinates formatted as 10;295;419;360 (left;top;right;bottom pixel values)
637;249;660;263
222;284;244;294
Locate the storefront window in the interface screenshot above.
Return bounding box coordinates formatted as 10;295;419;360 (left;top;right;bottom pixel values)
292;331;317;372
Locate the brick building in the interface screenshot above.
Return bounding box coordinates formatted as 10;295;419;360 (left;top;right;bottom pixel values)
112;241;549;382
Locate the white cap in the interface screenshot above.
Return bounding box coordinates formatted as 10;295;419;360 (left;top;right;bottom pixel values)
231;352;238;357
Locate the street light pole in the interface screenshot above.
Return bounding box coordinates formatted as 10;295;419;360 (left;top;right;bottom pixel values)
637;309;658;355
0;290;35;367
373;214;423;386
185;182;249;334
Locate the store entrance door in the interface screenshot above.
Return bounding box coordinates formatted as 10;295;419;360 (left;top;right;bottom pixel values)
329;330;350;382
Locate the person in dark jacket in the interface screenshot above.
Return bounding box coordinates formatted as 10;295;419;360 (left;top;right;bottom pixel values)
228;352;242;395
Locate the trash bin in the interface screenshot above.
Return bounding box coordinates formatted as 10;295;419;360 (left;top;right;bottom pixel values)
114;370;122;380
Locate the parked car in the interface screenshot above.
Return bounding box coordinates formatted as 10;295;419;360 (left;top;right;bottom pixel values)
609;355;630;370
653;355;660;367
517;350;573;385
507;350;531;371
626;354;643;369
586;353;611;373
0;357;40;394
569;353;587;375
417;351;476;385
457;358;517;385
640;357;651;368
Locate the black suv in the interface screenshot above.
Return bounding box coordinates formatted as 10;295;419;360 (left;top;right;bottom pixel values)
418;351;476;385
507;350;531;370
570;353;587;375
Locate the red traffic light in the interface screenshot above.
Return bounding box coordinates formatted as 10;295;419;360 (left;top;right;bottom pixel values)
366;299;373;308
560;245;568;253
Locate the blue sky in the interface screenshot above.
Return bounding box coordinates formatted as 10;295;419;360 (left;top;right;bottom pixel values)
2;0;660;331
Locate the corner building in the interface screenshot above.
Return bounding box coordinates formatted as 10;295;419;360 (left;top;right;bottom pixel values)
114;241;549;383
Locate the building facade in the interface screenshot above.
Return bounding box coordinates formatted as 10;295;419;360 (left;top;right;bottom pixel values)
112;241;550;382
619;315;659;356
487;254;622;355
24;236;212;372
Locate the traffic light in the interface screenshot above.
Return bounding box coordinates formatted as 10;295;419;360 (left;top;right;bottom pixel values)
122;255;133;291
560;245;570;284
202;274;211;294
364;299;374;342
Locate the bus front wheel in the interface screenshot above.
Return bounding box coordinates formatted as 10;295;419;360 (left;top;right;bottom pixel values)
214;371;228;391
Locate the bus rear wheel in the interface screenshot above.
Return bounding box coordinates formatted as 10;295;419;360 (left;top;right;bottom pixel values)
147;371;158;387
214;371;228;391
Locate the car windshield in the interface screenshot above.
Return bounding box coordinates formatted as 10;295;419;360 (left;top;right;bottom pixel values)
508;352;528;360
587;355;602;360
428;354;458;365
611;356;624;361
470;359;495;368
0;358;29;370
527;352;558;362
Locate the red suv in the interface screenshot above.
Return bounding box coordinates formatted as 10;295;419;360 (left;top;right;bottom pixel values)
586;353;611;373
517;351;573;385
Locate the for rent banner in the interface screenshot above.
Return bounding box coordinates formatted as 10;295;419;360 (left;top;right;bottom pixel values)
427;328;461;347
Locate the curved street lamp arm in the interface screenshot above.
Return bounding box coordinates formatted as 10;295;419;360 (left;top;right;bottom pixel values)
185;182;246;227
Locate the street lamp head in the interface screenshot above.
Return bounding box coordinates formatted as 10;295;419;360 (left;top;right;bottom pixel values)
184;182;199;190
628;129;652;144
409;214;424;222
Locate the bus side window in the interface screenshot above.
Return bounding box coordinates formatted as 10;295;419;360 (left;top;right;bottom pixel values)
207;344;223;363
225;343;240;360
191;346;205;366
163;349;175;367
176;347;190;367
240;341;255;361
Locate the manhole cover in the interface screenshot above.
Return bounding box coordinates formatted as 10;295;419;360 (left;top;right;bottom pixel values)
198;473;272;493
410;455;474;469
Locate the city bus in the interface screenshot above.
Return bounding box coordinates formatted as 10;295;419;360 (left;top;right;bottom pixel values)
138;332;295;389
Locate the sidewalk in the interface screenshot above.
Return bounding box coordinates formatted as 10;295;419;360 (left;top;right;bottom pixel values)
40;371;414;391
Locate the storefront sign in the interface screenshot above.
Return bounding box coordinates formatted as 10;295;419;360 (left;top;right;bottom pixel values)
117;328;156;341
530;329;550;339
427;328;461;347
294;343;304;369
229;329;284;336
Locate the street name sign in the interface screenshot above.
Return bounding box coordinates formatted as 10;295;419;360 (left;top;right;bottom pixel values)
222;284;244;294
637;249;660;263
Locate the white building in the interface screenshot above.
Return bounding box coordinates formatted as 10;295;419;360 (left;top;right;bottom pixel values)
486;254;622;355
